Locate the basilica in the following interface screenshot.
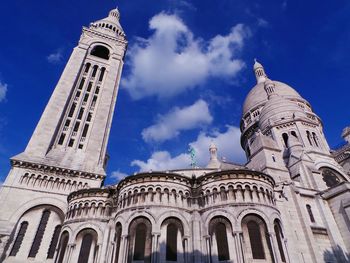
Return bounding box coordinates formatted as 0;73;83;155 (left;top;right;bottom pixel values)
0;7;350;263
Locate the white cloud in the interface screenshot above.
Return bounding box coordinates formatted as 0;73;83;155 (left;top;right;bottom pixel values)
0;81;8;102
142;100;212;143
132;125;246;172
122;13;250;99
110;170;129;182
189;125;246;166
47;49;63;64
131;151;190;172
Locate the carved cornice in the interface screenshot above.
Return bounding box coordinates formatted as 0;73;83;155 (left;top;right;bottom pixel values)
10;159;105;180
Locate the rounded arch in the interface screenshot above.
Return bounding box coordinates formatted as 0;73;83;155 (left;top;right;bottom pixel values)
125;211;156;232
241;213;272;261
237;208;271;231
318;166;347;187
90;44;110;60
156;210;190;236
128;216;152;263
8;197;66;224
314;161;348;178
203;209;237;234
208;216;233;236
161;217;184;236
72;222;104;244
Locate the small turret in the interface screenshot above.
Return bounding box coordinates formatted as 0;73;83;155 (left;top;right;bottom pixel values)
207;142;221;169
254;59;268;84
89;7;126;39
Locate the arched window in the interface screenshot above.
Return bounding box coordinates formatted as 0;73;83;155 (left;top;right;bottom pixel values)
291;131;298;138
274;221;286;262
90;45;110;60
134;223;147;260
215;223;230;261
78;233;93;263
282;133;289;147
92;65;98;78
47;225;62;259
247;221;265;259
128;217;152;263
306;131;313;146
10;221;28;256
84;63;91;73
209;217;231;262
29;210;51;258
166;224;178;261
320;167;343;188
56;232;69;263
99;67;106;82
306;204;315;223
114;223;122;263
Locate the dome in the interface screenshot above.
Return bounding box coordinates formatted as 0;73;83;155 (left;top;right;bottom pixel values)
259;93;305;131
243;80;303;115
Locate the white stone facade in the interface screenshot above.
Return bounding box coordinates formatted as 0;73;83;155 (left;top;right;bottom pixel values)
0;7;350;263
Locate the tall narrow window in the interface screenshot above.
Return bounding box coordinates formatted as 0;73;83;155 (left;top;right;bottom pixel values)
87;82;93;92
306;204;315;223
95;86;100;94
82;124;89;138
99;68;106;82
73;122;80;132
78;78;85;90
58;133;66;145
91;96;97;107
68;139;74;147
84;63;91;73
274;223;286;262
77;108;84;120
92;65;98;77
215;223;230;261
114;223;122;263
83;94;89;102
247;221;265;259
306;131;313;146
29;210;51;258
78;233;93;263
282;133;289;147
312;132;319;147
47;225;61;259
10;221;28;256
87;113;92;122
56;232;69;263
166;224;177;261
134;223;147;260
68;103;76;118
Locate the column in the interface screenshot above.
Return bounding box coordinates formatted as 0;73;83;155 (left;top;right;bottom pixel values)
205;236;211;263
268;232;278;263
65;243;75;263
183;236;189;263
151;232;160;263
233;232;243;263
119;235;128;263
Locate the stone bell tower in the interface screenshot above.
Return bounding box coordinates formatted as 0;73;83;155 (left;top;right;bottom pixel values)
0;8;127;261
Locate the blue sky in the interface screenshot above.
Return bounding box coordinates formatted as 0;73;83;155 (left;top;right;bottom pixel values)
0;0;349;185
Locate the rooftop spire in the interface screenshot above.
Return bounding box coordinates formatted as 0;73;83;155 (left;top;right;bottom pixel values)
253;59;267;84
207;142;221;168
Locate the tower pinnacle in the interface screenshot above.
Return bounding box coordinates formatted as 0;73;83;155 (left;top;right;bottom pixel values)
207;142;221;168
253;59;267;84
